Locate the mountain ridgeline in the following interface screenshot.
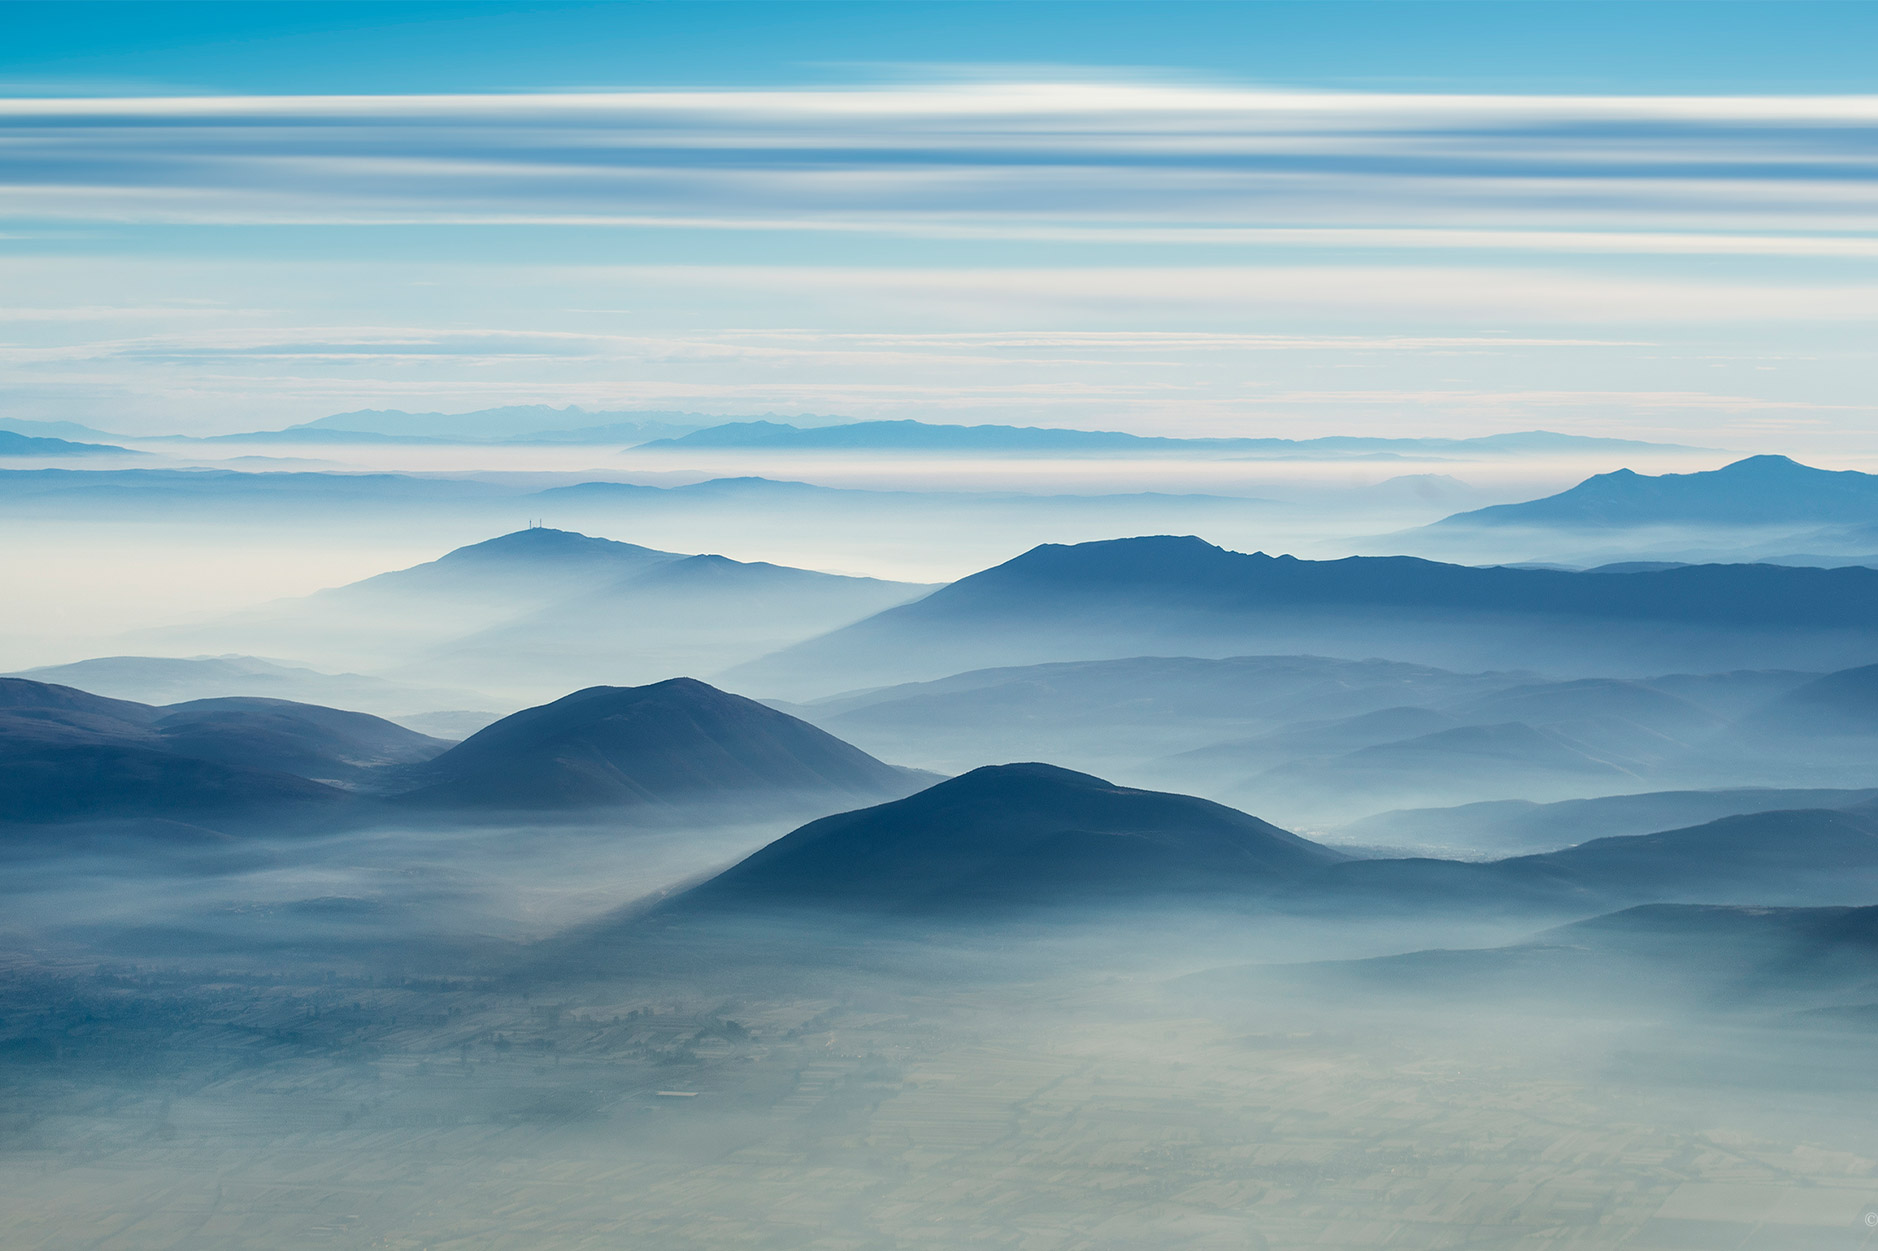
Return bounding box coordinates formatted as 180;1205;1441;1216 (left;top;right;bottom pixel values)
395;678;923;812
0;677;437;826
1436;455;1878;529
657;763;1347;917
0;675;924;830
150;526;933;699
636;420;1694;458
733;534;1878;694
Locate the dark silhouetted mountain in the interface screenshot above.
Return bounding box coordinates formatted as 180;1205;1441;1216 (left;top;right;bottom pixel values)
8;655;472;717
734;535;1878;693
1338;786;1878;856
150;697;450;781
395;678;919;812
0;679;353;826
0;676;159;727
659;763;1345;915
1435;455;1878;530
0;743;347;825
640;420;1697;458
1514;807;1878;900
0;430;132;457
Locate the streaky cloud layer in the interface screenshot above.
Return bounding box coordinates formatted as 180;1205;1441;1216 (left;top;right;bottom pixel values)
4;81;1878;237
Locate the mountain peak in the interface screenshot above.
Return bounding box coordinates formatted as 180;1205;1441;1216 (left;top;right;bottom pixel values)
448;527;636;556
396;678;913;811
338;528;684;594
1719;453;1807;474
662;761;1343;916
991;535;1235;580
1436;454;1873;529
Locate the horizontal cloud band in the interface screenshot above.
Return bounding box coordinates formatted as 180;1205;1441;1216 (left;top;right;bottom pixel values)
2;80;1876;242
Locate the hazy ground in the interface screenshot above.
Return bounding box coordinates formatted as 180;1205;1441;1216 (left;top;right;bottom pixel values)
2;805;1877;1250
7;909;1878;1249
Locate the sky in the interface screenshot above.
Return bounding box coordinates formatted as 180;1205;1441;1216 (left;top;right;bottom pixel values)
2;2;1876;448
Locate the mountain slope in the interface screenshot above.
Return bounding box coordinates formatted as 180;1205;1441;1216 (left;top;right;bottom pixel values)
732;535;1878;694
158;527;931;697
1304;806;1878;914
0;430;131;457
0;744;347;825
1435;455;1878;529
151;697;451;781
1745;663;1878;736
785;655;1522;777
395;678;919;811
401;550;932;698
325;527;683;608
1338;786;1878;856
660;763;1345;915
0;676;160;727
8;655;473;718
0;679;353;825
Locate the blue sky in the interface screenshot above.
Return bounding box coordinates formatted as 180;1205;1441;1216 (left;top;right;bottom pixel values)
1;2;1875;448
10;3;1878;96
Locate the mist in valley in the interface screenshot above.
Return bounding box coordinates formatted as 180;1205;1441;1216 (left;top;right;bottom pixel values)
10;9;1878;1245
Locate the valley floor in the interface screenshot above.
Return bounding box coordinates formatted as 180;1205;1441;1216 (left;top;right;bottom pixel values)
5;953;1878;1250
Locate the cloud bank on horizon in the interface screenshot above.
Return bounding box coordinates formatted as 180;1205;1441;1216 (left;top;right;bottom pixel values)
0;7;1873;446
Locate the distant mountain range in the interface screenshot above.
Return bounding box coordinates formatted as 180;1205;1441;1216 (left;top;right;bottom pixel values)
218;405;712;444
0;468;517;517
0;429;133;458
1237;900;1878;1017
1298;805;1878;916
782;651;1849;827
76;407;1704;454
780;654;1528;777
0;418;131;443
173;406;846;445
8;654;483;723
149;527;933;700
1340;786;1878;856
1751;663;1878;737
638;420;1701;459
1434;455;1878;530
732;534;1878;695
